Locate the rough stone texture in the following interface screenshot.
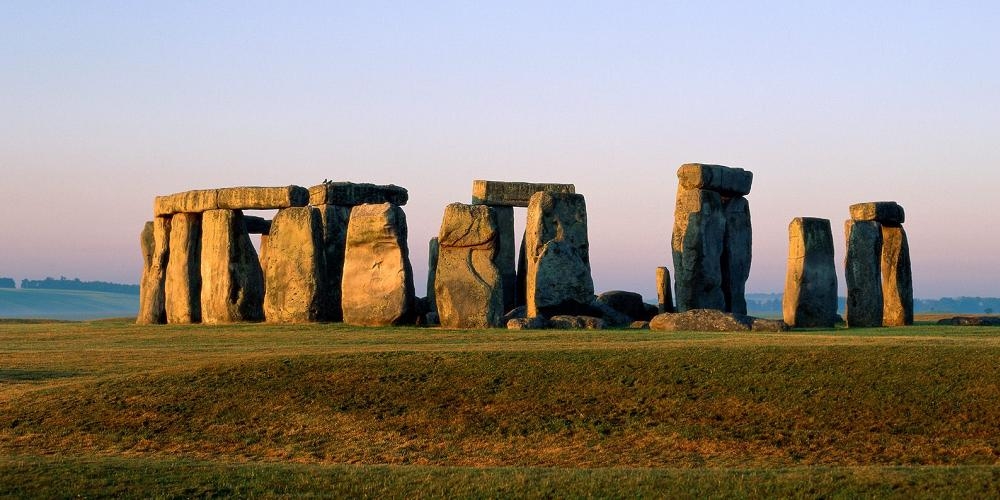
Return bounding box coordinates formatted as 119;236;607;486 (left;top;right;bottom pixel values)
516;232;528;307
200;210;265;324
656;267;675;313
589;299;632;327
845;220;883;328
471;180;575;207
672;187;726;312
426;237;439;314
341;203;415;326
137;217;170;324
502;305;527;324
722;196;752;314
881;225;914;326
782;217;838;328
649;309;789;332
433;203;504;328
937;316;1000;326
243;216;271;235
308;182;408;207
317;204;351;321
597;291;649;321
154;186;309;216
165;213;201;324
549;315;605;330
677;164;753;197
850;201;905;225
263;207;325;323
494;206;517;312
629;321;651;330
507;316;548;330
525;192;596;317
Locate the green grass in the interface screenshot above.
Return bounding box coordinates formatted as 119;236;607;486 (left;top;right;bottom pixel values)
2;320;999;497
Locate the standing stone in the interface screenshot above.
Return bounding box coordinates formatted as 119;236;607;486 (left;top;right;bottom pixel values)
165;213;202;324
426;237;439;314
882;225;914;326
672;187;726;312
435;203;504;328
722;196;752;314
783;218;837;328
341;203;415;326
317;204;351;321
263;207;325;323
200;209;265;324
516;232;528;308
494;206;517;312
137;217;170;324
845;220;883;328
656;267;675;313
525;192;595;317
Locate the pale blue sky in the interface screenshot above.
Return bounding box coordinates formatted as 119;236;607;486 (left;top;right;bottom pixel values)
2;1;998;299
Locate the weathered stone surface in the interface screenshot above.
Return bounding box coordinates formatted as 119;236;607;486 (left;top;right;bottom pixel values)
525;192;596;317
471;180;575;207
589;299;632;327
502;305;527;323
426;237;439;314
656;267;675;313
516;232;528;307
783;217;838;328
243;216;271;235
154;186;309;216
200;210;265;324
722;196;752;314
308;182;408;207
494;206;517;312
165;213;201;324
937;316;1000;326
649;309;788;332
137;217;170;324
850;201;905;225
263;207;325;323
507;316;548;330
341;203;415;326
629;321;651;330
549;315;605;330
317;204;351;321
597;291;649;321
881;225;914;326
434;203;504;328
672;188;726;312
845;220;883;328
677;164;753;196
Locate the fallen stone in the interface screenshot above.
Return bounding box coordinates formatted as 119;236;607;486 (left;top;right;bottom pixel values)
471;180;575;207
525;192;596;317
722;196;752;314
629;321;651;330
263;207;325;323
844;220;883;328
502;305;527;324
137;217;170;324
434;203;504;328
597;291;649;321
308;182;408;206
881;225;914;326
154;186;309;216
656;267;675;313
751;318;791;332
548;315;604;329
507;316;548;330
937;316;1000;326
850;201;905;225
672;187;726;311
677;163;753;197
165;213;202;324
783;217;838;328
649;309;788;332
341;203;415;326
200;209;265;324
589;299;632;327
316;204;351;321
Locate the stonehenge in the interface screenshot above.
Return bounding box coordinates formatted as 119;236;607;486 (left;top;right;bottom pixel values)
844;201;913;327
434;203;504;328
341;203;415;326
783;218;838;328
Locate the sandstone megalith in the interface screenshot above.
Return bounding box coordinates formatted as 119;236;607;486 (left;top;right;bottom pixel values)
656;266;675;313
137;217;170;324
672;187;726;311
434;203;504;328
881;224;913;326
471;180;575;207
525;192;595;317
308;182;408;207
783;217;837;328
722;196;752;314
844;219;883;327
341;203;415;326
200;209;265;324
677;163;753;197
849;202;905;225
155;186;309;216
426;237;439;315
263;207;326;323
316;204;351;321
165;213;202;324
493;206;517;312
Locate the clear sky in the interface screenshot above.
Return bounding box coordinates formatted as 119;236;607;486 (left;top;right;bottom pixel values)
2;1;998;300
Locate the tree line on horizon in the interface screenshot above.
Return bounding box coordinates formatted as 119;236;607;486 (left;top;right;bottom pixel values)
745;293;998;315
0;276;139;295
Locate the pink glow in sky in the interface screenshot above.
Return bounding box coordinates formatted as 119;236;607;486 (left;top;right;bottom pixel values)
2;2;998;299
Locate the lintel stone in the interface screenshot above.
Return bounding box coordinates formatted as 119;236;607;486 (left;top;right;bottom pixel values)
154;186;309;216
308;182;408;207
677;164;753;196
471;180;575;207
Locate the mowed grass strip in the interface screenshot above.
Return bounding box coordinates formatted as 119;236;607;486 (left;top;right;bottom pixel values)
3;455;1000;499
3;329;1000;468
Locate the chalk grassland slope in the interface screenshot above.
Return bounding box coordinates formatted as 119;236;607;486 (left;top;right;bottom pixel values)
0;289;138;320
2;321;1000;497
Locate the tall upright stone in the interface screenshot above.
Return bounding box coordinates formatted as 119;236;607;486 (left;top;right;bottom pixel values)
263;207;325;323
200;209;264;324
435;203;504;328
722;196;752;314
341;203;415;326
426;237;439;314
137;217;170;324
845;219;883;328
881;225;913;326
516;232;528;308
671;187;726;311
317;204;351;321
656;267;674;314
165;213;202;324
783;217;837;328
525;192;595;317
493;206;517;312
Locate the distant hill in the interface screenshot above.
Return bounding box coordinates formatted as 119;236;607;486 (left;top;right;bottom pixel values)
746;293;1000;316
18;277;139;295
0;289;138;321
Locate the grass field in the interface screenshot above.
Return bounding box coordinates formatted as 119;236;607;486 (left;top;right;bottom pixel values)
2;319;999;497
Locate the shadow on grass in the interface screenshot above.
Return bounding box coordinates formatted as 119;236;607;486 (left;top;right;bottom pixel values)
0;369;81;383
